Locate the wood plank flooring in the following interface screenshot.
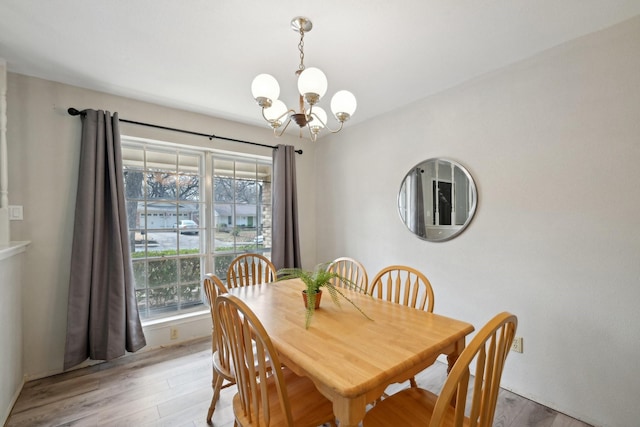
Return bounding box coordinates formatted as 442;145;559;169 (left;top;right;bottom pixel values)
6;337;592;427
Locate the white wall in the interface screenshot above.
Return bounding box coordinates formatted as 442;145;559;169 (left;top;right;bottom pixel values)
0;248;26;425
0;59;9;244
5;74;317;380
315;16;640;427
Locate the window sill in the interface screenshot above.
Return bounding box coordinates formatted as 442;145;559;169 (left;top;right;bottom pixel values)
0;241;30;261
141;308;210;328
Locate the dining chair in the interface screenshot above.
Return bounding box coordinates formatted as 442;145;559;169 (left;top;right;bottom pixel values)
363;312;518;427
369;265;435;387
227;253;277;288
214;293;338;427
369;265;435;312
327;256;369;293
202;273;235;423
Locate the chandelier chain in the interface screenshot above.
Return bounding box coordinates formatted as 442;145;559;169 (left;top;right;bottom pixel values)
298;27;305;72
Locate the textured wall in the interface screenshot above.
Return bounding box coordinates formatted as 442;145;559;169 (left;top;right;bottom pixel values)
315;16;640;427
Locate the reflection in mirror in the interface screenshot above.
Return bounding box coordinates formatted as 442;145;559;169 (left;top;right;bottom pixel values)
398;158;477;242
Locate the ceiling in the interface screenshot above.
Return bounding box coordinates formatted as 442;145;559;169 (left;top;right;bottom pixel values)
1;1;639;132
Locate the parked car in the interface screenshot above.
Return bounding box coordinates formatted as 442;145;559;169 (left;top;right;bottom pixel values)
173;220;199;235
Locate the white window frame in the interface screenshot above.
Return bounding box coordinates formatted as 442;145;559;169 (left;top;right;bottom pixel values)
121;136;272;321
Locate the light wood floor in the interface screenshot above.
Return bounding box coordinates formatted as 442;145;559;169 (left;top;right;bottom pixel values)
6;337;592;427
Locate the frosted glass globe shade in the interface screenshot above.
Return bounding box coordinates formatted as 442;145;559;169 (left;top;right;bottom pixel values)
251;74;280;101
264;100;288;122
331;90;357;116
297;67;328;98
308;107;327;128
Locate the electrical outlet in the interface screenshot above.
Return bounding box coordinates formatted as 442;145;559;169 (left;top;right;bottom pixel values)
170;327;179;340
511;336;523;353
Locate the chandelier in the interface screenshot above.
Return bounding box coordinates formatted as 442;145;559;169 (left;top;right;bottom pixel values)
251;17;357;142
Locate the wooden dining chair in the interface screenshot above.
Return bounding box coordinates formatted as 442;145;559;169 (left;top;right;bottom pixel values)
370;265;435;387
363;312;518;427
227;253;277;288
327;256;369;293
369;265;435;312
202;273;235;423
214;293;337;427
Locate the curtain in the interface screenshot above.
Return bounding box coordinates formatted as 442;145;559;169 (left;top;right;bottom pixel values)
411;167;426;238
271;144;301;270
64;110;146;370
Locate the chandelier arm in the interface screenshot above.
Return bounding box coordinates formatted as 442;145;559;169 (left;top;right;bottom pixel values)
261;107;296;125
309;112;345;134
325;121;345;134
273;116;294;137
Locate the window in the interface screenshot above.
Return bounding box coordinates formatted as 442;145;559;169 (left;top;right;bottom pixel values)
210;155;272;281
121;138;272;320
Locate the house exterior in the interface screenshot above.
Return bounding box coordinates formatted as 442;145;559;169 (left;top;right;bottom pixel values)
138;202;199;229
213;204;259;229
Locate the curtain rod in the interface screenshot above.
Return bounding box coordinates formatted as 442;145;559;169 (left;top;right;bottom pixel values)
67;108;303;154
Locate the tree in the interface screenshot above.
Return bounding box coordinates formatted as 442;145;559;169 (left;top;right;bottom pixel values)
214;176;261;203
124;170;143;252
146;173;199;201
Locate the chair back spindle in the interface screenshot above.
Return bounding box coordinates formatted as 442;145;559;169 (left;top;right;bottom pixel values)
327;256;369;293
369;265;434;311
227;253;277;288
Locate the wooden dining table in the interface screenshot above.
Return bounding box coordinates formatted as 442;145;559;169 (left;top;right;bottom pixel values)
228;278;474;427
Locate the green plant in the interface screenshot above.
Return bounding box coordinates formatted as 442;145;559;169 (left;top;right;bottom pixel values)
277;262;371;329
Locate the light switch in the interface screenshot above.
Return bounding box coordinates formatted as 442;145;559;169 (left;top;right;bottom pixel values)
9;205;23;220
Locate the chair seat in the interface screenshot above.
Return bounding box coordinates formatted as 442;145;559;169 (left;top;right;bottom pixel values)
232;366;335;427
214;346;271;380
212;351;235;381
364;387;466;427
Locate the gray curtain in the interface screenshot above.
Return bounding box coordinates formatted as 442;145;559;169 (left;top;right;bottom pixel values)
411;167;426;238
64;110;146;370
271;144;301;270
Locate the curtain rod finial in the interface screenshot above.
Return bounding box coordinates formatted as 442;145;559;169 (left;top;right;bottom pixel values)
68;107;82;116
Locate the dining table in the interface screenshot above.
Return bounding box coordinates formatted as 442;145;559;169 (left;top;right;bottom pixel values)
228;278;475;427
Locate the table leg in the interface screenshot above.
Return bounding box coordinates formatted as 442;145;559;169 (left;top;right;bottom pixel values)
333;395;366;427
446;336;466;373
446;336;467;407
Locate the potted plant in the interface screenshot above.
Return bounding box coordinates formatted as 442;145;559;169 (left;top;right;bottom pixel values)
277;262;371;329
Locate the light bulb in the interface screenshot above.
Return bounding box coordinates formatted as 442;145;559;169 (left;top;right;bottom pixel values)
263;100;288;124
251;74;280;104
297;67;328;101
308;107;327;129
330;90;357;119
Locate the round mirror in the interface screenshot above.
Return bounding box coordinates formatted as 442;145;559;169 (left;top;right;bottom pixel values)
398;158;477;242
